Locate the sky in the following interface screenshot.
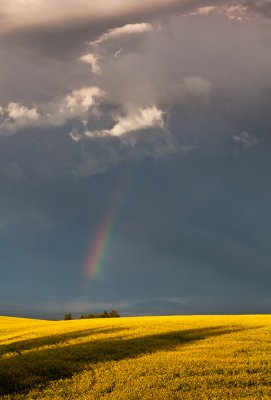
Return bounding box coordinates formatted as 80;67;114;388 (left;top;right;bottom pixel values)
1;0;271;318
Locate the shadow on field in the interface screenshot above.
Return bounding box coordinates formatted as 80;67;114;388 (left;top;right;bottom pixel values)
0;325;255;396
0;327;125;357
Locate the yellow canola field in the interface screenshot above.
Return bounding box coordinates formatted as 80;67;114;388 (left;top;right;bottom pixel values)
0;315;270;399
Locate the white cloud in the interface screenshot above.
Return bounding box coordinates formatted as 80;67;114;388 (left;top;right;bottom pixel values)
79;53;101;74
7;102;39;121
42;86;105;127
0;86;105;133
90;23;156;46
65;87;103;113
0;102;39;131
186;6;216;16
109;106;165;136
46;86;105;127
185;5;248;22
222;6;248;22
86;106;165;137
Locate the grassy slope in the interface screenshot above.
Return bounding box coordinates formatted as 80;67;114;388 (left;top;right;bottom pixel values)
0;315;270;399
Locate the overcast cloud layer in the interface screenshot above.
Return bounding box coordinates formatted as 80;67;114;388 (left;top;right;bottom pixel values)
1;0;271;317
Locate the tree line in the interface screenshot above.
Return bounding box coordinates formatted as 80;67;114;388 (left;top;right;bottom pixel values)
64;309;120;320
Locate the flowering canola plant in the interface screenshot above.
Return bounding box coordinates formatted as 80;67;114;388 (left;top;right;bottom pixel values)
0;315;270;399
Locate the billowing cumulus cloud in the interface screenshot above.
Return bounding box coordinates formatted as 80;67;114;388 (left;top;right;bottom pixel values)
1;0;271;177
187;5;248;21
79;53;102;74
109;106;165;136
44;86;105;127
0;102;39;132
85;106;165;137
65;87;103;114
186;6;216;16
89;23;157;46
7;102;39;121
0;86;104;133
0;1;269;159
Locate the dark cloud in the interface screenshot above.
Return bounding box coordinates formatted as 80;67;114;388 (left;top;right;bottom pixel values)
1;1;271;316
1;143;271;316
245;0;271;17
4;6;271;177
0;1;265;65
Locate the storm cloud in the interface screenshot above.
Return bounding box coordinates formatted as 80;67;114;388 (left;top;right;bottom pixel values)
1;1;271;317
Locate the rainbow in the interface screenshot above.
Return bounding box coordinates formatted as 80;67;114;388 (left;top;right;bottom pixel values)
84;166;134;280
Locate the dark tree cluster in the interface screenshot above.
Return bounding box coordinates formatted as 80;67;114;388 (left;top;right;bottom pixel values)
80;310;120;319
64;310;120;320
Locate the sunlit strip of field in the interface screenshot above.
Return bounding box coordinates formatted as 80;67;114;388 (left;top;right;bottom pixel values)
0;315;270;399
